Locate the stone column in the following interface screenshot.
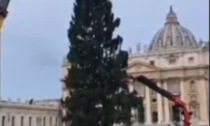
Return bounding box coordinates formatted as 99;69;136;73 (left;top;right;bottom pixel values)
145;87;152;124
180;78;185;100
157;82;163;124
198;79;209;123
163;80;170;123
0;31;1;100
206;79;209;118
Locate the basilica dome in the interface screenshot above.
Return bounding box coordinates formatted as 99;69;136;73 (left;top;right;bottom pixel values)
148;6;198;52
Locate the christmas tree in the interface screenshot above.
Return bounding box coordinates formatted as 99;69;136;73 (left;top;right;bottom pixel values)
62;0;142;126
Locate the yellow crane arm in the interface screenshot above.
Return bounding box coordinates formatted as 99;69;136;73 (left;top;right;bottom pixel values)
0;16;4;29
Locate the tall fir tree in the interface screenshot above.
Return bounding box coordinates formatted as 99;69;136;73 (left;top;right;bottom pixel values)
62;0;142;126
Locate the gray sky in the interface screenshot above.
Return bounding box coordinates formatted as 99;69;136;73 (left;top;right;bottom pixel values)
1;0;209;100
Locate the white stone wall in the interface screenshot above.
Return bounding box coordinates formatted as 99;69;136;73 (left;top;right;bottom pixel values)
0;101;62;126
127;47;209;126
129;49;209;68
61;48;209;125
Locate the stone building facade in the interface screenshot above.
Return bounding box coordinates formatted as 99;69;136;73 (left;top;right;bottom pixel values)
0;99;62;126
2;5;206;126
61;6;209;126
126;7;209;126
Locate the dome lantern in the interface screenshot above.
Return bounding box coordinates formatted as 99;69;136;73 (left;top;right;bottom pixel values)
165;6;179;25
148;6;198;52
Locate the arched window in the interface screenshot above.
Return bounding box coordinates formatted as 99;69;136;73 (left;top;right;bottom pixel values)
55;117;58;126
43;117;46;126
36;117;42;126
189;102;200;119
172;105;181;122
12;116;15;126
168;55;177;65
166;36;172;46
185;36;190;46
190;81;196;92
170;39;173;46
138;104;145;123
152;111;158;123
29;116;32;126
49;117;52;126
20;116;24;126
132;108;139;123
2;116;5;126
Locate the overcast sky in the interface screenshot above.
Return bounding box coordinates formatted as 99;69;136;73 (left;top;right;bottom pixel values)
1;0;209;100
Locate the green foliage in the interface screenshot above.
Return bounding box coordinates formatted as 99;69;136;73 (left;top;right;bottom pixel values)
62;0;142;126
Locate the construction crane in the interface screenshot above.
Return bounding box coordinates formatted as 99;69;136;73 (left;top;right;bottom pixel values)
122;75;192;126
0;0;10;99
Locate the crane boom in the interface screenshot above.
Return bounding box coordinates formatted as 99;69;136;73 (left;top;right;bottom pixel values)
122;75;191;126
136;76;174;100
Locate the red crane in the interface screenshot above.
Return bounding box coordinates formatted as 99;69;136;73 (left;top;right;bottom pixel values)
122;75;191;126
